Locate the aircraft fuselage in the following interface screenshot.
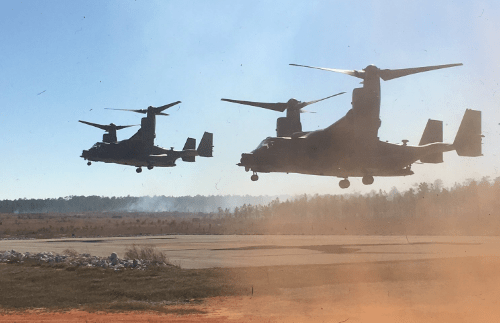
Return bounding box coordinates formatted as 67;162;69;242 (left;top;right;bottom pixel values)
81;139;184;168
238;132;454;178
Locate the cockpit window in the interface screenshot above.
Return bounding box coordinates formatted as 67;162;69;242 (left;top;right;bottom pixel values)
255;138;272;150
91;142;109;150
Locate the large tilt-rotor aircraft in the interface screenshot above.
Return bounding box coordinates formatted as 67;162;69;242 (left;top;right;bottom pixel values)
80;101;213;173
225;63;482;188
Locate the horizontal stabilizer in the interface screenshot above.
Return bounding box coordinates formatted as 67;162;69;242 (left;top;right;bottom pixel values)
197;132;213;157
454;109;482;157
419;119;443;163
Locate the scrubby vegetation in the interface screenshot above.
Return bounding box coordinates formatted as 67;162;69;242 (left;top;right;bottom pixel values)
124;245;169;264
0;211;216;239
0;260;240;312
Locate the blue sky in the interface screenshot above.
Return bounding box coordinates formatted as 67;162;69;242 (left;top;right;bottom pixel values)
1;1;499;199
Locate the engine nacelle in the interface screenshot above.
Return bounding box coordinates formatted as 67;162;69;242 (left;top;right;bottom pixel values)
102;133;117;143
141;117;155;145
276;117;302;137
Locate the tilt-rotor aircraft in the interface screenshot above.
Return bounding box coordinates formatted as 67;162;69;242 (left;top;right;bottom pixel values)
224;63;482;188
80;101;213;173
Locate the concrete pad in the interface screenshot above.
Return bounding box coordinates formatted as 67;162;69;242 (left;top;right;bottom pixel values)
1;235;499;269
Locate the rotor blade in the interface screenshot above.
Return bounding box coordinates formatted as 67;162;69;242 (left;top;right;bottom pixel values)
290;64;364;79
156;101;181;113
157;112;169;116
79;120;109;131
104;108;146;114
221;98;288;112
115;125;138;130
379;63;463;81
302;92;346;107
80;120;137;131
299;110;316;113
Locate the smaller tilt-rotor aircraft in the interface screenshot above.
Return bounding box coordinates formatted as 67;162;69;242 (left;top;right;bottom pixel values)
80;101;213;173
223;63;482;188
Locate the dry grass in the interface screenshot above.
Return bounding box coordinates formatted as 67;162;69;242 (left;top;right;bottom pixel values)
0;261;240;312
0;212;216;239
62;248;79;257
124;244;169;264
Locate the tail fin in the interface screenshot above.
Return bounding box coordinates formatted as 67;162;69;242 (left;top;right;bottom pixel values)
419;119;443;163
453;109;482;157
182;138;196;162
197;132;213;157
183;138;196;150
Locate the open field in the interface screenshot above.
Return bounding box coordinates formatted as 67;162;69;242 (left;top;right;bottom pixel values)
1;235;500;322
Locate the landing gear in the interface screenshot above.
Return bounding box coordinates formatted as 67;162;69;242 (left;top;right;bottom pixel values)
362;175;374;185
339;178;350;189
136;167;142;173
87;161;91;166
147;165;154;170
251;172;259;182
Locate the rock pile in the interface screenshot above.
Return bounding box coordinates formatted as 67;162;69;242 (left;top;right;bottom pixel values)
0;250;172;270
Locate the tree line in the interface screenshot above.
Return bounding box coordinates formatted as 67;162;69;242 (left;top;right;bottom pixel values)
216;177;500;235
0;195;282;214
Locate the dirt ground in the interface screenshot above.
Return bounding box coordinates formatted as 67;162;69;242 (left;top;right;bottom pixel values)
2;256;500;322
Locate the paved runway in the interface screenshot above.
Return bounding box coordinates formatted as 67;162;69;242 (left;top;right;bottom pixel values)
1;235;499;269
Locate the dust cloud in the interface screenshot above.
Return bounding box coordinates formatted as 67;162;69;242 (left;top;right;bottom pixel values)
219;256;500;322
212;180;500;321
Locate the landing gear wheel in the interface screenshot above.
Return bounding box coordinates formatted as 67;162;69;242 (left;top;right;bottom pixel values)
136;167;142;173
147;165;153;170
251;173;259;182
87;161;91;166
339;179;350;189
362;175;374;185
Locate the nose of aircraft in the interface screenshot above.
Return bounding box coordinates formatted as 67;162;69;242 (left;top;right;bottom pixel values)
240;153;255;165
81;150;89;158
